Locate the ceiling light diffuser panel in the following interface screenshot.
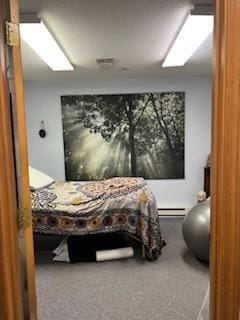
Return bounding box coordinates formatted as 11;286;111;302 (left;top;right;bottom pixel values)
162;15;213;68
20;21;73;71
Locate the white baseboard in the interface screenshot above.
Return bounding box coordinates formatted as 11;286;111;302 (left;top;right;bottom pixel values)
158;208;190;216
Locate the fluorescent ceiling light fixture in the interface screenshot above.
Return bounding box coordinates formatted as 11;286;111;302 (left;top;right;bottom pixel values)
162;15;213;67
20;21;73;71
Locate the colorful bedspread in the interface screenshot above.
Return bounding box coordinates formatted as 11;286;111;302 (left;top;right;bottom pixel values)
31;177;165;260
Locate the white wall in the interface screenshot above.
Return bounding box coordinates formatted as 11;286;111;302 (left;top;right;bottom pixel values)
25;76;211;208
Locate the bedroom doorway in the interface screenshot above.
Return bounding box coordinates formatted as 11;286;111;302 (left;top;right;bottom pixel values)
1;0;240;320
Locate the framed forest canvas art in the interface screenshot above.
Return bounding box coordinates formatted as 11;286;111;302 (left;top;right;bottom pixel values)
61;92;185;180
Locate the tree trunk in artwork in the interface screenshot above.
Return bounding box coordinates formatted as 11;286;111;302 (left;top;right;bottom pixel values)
150;94;178;161
129;121;137;177
124;96;137;177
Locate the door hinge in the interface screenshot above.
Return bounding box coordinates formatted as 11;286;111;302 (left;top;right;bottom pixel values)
17;207;31;231
6;21;20;47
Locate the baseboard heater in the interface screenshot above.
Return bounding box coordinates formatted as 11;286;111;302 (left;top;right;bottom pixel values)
158;208;189;216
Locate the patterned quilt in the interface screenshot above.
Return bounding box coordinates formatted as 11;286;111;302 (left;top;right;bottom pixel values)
31;177;165;260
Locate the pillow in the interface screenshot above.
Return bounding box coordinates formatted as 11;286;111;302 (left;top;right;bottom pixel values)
29;166;54;190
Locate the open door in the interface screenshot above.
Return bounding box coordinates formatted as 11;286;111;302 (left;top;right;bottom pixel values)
0;0;37;319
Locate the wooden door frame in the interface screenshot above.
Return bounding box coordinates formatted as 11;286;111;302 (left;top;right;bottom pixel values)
9;0;37;318
1;0;240;319
210;0;240;319
0;0;37;319
0;0;24;319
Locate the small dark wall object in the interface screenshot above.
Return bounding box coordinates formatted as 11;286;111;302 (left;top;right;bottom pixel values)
39;121;46;138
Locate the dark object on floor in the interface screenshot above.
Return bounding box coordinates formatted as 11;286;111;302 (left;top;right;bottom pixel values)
67;233;128;262
182;200;210;262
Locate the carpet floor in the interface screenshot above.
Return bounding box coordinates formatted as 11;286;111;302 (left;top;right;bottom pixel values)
34;217;209;320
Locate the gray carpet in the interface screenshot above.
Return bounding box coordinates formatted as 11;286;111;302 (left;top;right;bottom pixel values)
34;217;209;320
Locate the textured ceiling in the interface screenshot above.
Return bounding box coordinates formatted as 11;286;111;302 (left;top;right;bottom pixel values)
20;0;213;80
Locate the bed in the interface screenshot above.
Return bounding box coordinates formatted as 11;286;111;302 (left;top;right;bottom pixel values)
31;177;165;260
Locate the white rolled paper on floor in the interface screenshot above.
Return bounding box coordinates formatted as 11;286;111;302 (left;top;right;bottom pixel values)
96;247;134;262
